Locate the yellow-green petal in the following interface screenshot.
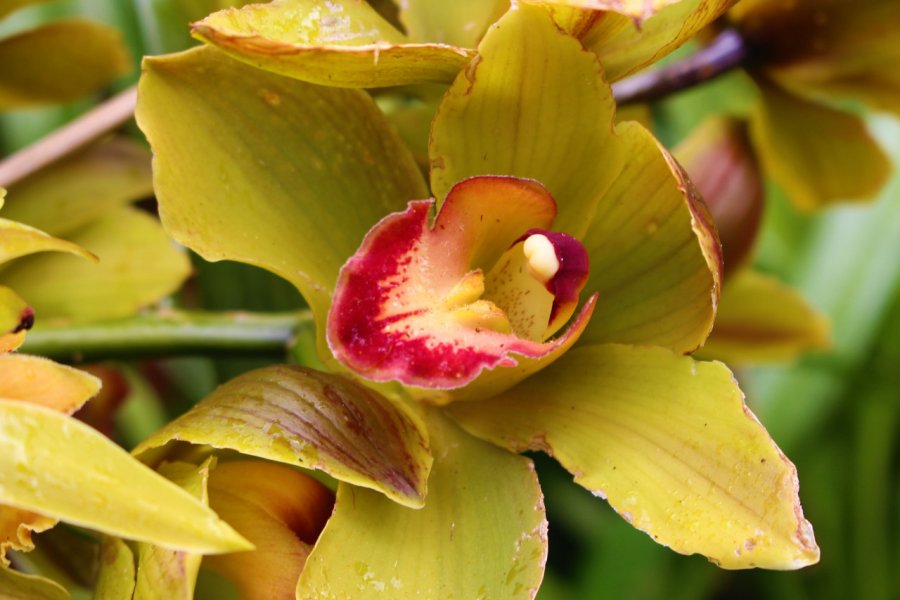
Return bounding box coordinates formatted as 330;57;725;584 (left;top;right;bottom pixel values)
297;411;547;598
0;400;251;554
95;537;136;600
133;459;213;600
0;217;94;266
449;344;819;570
1;138;152;238
750;81;891;211
1;207;191;322
399;0;507;47
429;3;623;238
0;567;70;600
191;0;474;88
579;121;721;353
132;365;432;508
0;286;31;352
137;45;426;366
534;0;681;22
0;20;129;109
0;354;100;414
696;270;831;365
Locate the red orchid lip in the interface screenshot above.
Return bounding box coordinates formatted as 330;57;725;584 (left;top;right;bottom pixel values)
326;175;595;391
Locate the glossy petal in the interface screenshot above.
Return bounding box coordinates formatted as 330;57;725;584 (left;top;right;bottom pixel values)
137;45;426;365
750;81;892;210
696;270;831;364
449;344;819;569
429;3;623;238
1;207;190;322
133;460;213;600
0;400;251;553
327;176;594;396
0;354;100;414
2;138;152;238
0;567;69;600
0;20;129;109
298;411;547;598
399;0;507;47
132;365;432;507
579;121;722;353
0;217;94;266
0;506;56;566
0;286;31;352
95;537;136;600
203;461;335;600
191;0;473;87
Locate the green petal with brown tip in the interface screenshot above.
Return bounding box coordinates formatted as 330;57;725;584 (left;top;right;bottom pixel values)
0;400;251;554
0;20;129;109
191;0;473;88
132;365;432;508
0;567;70;600
0;286;31;352
136;45;426;366
449;344;820;570
429;3;623;238
696;270;831;365
297;411;547;599
579;121;721;353
750;81;892;210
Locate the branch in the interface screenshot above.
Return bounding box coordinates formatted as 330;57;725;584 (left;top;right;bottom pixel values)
19;310;314;362
612;28;747;106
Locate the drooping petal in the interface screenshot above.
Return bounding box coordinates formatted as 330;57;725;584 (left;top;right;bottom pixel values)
578;121;722;353
0;217;94;266
0;354;100;414
137;45;426;366
1;207;191;322
133;459;217;600
749;80;891;210
0;567;69;600
132;365;432;508
0;400;251;554
203;461;335;600
2;138;152;238
0;286;31;352
0;20;129;109
449;344;819;569
297;411;547;598
0;505;56;566
696;270;831;364
327;176;594;396
429;2;623;238
398;0;507;47
191;0;474;87
95;537;136;600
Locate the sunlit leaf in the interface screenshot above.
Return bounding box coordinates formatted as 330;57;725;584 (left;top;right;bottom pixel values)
136;45;426;366
1;207;191;322
2;137;152;238
132;365;432;508
297;411;547;598
191;0;474;87
0;400;251;553
429;3;623;238
696;270;831;364
450;344;820;569
579;122;721;353
94;537;136;600
398;0;507;47
0;354;100;413
0;505;56;566
750;80;891;210
0;567;70;600
0;20;129;109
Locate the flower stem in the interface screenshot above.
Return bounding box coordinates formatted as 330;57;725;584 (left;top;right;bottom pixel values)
19;310;314;362
612;28;747;106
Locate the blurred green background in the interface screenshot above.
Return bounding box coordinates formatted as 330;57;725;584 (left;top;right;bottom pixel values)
2;2;898;599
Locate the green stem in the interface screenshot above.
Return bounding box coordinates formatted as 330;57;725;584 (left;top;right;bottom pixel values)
19;309;314;362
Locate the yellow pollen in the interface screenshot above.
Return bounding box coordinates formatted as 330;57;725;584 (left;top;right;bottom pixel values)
523;234;559;283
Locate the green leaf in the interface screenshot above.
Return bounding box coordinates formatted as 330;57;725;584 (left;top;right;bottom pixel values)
398;0;507;47
95;537;136;600
132;365;432;508
0;400;251;553
191;0;474;87
449;344;820;569
136;45;426;366
1;207;190;322
578;121;721;353
0;19;129;109
297;411;547;598
429;3;623;239
0;354;100;413
2;137;152;238
0;567;70;600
